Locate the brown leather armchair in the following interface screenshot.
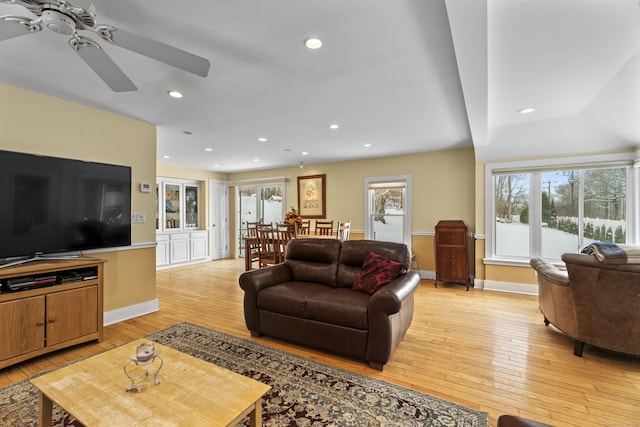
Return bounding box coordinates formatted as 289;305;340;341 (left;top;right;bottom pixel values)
530;253;640;357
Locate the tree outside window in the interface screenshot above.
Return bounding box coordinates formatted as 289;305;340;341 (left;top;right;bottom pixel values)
494;167;627;261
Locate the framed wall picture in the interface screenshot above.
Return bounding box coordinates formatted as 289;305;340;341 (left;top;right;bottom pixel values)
297;174;326;218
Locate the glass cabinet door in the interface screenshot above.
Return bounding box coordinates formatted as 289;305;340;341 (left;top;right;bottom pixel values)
184;185;199;228
164;183;181;229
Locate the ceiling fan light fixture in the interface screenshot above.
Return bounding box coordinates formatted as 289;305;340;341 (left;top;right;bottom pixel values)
41;9;75;35
304;37;322;50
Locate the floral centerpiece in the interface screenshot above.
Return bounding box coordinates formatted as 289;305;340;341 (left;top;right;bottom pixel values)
284;207;303;230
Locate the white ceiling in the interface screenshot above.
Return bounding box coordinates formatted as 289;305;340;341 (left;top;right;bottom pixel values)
0;0;638;172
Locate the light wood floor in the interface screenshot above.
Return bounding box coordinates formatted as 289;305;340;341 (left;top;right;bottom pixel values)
2;258;640;427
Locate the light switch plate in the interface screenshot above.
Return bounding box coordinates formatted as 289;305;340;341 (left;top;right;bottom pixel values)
131;212;146;223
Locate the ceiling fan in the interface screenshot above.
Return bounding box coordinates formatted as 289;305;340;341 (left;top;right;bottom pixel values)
0;0;210;92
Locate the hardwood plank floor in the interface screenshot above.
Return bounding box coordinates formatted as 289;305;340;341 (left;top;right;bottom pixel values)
2;258;639;427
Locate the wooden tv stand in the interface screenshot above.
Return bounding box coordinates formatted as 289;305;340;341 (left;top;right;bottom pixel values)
0;258;105;369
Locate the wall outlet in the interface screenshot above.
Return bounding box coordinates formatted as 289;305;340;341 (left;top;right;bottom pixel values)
131;212;146;223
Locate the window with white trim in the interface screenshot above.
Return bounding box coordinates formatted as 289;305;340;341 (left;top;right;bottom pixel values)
364;175;412;245
486;154;638;263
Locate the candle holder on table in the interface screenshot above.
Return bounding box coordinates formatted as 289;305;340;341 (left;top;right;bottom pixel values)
124;342;163;392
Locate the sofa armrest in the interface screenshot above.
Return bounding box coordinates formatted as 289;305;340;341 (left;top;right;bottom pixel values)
239;263;292;293
369;270;421;314
366;270;420;368
530;257;569;286
239;264;292;334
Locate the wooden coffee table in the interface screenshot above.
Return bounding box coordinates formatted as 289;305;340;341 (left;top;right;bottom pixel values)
30;338;271;426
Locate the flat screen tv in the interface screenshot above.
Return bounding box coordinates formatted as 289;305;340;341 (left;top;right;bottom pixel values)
0;150;131;263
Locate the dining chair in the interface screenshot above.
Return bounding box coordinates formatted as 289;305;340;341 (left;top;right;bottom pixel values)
276;223;291;231
257;228;279;268
277;229;295;260
257;222;274;231
315;220;334;236
336;220;351;241
296;219;311;236
244;221;261;270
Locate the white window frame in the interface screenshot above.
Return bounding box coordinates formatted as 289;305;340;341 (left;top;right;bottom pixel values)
364;175;412;245
485;152;639;266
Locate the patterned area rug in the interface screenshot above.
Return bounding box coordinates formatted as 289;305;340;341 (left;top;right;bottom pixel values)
0;322;488;426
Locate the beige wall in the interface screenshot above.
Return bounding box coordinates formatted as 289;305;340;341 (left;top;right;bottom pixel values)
0;84;157;311
231;148;476;231
229;148;476;268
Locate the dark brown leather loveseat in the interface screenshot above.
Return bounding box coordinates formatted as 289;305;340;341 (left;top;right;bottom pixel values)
239;238;421;370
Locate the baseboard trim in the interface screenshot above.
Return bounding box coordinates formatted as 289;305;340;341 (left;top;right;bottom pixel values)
103;299;160;326
416;269;435;280
156;258;211;270
483;280;539;296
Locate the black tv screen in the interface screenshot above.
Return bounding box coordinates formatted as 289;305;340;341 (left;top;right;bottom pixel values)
0;150;131;260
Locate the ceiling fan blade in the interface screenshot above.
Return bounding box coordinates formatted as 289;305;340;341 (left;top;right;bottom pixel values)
0;15;41;41
95;25;210;78
69;36;137;92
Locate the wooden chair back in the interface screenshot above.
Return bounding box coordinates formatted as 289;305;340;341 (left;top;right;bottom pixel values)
336;220;351;241
243;221;262;270
245;221;260;238
257;222;274;231
296;219;311;236
257;228;279;268
278;229;295;260
315;220;334;236
276;223;291;231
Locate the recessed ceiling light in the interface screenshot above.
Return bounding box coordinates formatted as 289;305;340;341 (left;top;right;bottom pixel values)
205;148;212;152
301;151;309;155
304;37;322;50
517;107;535;114
329;123;339;130
213;164;220;167
258;137;268;142
167;91;183;98
364;144;372;148
163;155;171;159
253;158;260;162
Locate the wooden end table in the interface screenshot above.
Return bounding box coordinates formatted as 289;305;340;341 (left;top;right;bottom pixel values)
30;338;270;426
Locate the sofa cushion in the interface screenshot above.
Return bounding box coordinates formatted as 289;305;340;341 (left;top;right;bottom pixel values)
337;240;411;288
353;251;407;294
285;238;341;287
306;288;370;329
258;282;329;317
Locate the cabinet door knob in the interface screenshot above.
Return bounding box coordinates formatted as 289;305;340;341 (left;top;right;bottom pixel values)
47;318;56;324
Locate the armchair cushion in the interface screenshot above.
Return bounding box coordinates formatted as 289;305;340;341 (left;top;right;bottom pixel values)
353;251;406;294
